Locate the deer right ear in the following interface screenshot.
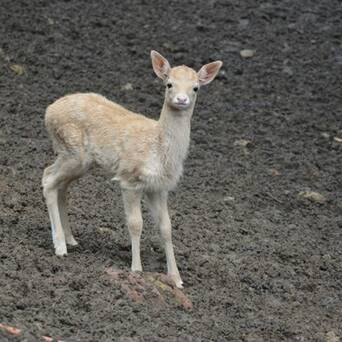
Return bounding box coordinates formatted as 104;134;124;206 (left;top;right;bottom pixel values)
151;50;171;80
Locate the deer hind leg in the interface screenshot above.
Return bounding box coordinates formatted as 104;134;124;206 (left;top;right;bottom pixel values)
43;160;68;256
58;182;78;246
43;155;87;256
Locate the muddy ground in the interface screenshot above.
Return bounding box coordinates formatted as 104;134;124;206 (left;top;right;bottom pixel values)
0;0;341;341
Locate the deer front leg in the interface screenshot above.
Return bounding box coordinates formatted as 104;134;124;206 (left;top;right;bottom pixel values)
147;190;183;288
122;189;143;272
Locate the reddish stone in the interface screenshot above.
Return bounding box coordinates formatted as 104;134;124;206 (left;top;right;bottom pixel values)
104;268;193;311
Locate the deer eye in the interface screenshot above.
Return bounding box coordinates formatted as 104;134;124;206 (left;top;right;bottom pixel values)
166;82;173;89
193;86;199;92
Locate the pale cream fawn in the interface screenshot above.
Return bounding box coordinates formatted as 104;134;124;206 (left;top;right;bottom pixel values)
42;50;222;288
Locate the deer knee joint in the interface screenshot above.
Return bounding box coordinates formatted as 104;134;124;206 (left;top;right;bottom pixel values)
43;185;57;205
127;217;143;236
160;220;172;243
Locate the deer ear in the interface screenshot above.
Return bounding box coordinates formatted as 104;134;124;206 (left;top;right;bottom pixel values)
151;50;171;80
198;61;223;86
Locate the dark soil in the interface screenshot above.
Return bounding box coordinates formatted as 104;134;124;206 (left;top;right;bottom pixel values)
1;0;342;341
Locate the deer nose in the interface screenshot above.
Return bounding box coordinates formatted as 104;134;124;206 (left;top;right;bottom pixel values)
176;95;189;104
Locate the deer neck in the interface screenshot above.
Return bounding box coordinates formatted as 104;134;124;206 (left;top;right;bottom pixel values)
158;101;194;167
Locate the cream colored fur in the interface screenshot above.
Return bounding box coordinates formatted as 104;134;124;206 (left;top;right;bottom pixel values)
42;50;222;288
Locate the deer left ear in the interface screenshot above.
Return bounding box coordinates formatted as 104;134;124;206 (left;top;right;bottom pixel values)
198;61;223;86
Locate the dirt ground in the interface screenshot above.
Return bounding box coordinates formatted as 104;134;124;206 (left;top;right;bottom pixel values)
0;0;341;341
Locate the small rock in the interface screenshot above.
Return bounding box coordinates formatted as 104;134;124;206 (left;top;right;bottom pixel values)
122;83;133;91
269;168;281;176
223;196;235;202
233;139;252;147
9;64;25;75
322;254;332;262
97;227;114;235
283;66;293;76
298;191;326;204
326;331;339;342
333;136;342;143
240;49;255;58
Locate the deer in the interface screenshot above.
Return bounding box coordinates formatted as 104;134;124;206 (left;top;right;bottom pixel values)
42;50;222;288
